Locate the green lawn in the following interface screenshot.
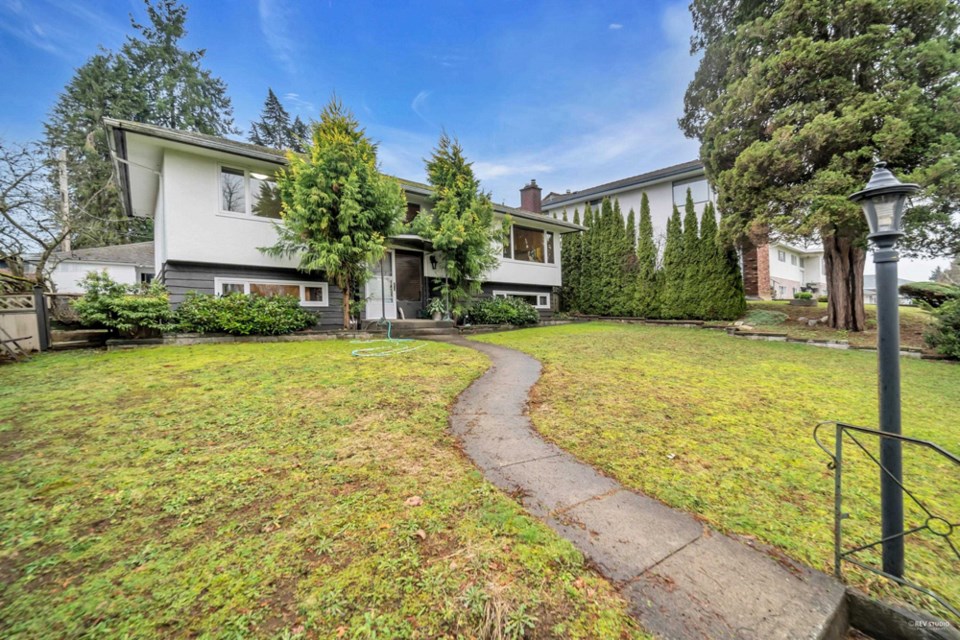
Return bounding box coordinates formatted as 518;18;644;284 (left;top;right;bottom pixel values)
0;341;644;639
473;323;960;621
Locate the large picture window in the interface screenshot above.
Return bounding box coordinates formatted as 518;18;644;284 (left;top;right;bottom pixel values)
220;166;282;219
214;277;329;307
503;225;555;263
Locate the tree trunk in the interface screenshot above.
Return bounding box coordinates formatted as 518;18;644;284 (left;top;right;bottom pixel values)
823;229;866;331
342;279;351;329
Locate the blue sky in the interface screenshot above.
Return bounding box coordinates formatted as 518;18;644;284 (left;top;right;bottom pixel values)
0;0;948;278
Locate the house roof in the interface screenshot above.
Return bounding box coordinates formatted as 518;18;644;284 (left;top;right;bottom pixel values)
104;119;582;233
51;242;154;267
863;275;913;292
541;160;705;209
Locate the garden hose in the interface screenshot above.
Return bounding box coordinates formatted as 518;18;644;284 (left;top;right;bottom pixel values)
350;319;426;358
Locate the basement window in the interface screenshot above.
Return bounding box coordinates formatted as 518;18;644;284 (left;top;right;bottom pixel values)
493;291;550;309
214;277;329;307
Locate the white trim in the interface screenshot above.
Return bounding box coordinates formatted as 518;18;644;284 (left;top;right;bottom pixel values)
214;276;329;307
492;289;551;309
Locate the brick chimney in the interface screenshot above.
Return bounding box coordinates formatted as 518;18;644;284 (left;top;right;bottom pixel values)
520;179;542;213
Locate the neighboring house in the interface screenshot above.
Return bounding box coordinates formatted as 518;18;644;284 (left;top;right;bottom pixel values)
24;242;155;294
863;275;914;306
540;161;827;300
104;119;580;328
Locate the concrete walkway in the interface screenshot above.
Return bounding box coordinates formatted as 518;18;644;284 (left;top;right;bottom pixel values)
440;336;848;640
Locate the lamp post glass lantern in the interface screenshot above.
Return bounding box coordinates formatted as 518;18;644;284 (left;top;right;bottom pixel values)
848;162;920;579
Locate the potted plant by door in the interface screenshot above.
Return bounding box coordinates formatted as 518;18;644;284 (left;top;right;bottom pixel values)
426;297;446;321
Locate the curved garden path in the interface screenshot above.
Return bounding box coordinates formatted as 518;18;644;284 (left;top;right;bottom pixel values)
436;335;848;640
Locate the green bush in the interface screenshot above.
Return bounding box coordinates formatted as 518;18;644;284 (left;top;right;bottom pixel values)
797;291;814;300
467;297;539;326
925;298;960;358
176;292;316;335
898;281;960;308
817;295;828;303
72;271;174;338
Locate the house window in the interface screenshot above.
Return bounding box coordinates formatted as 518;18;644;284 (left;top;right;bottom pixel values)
139;272;155;284
790;254;797;266
493;290;551;309
214;277;329;307
546;231;555;264
220;166;282;219
510;226;545;263
777;250;786;262
799;257;806;268
672;178;710;206
405;203;421;224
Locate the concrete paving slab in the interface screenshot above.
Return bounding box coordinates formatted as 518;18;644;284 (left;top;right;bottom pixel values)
460;427;564;470
625;533;847;640
497;452;620;517
546;489;704;581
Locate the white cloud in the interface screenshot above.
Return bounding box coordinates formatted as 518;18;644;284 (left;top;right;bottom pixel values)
283;92;315;115
608;23;623;30
411;90;432;124
258;0;298;76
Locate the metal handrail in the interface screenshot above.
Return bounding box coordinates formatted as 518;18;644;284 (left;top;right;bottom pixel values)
814;421;959;619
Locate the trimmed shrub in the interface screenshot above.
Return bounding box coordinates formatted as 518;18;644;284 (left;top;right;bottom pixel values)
925;298;960;358
73;271;174;338
467;297;539;326
898;281;960;308
797;291;814;300
176;292;316;335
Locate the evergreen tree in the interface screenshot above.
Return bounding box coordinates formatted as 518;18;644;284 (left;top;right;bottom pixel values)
598;198;619;315
719;209;747;320
682;0;960;330
413;133;502;314
249;89;308;152
659;205;686;319
44;0;236;248
580;205;598;314
634;193;659;318
695;201;724;319
680;189;701;318
622;207;638;315
561;208;582;311
264;99;405;328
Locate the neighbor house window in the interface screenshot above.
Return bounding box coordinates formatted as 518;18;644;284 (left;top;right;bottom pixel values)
493;290;551;309
220;166;282;219
214;277;329;307
777;250;786;262
799;257;806;268
790;254;798;266
672;177;710;206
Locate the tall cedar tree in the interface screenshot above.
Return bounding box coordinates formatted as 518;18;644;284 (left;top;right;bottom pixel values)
592;202;609;314
44;0;236;248
681;0;960;330
600;199;618;314
413;134;503;314
695;202;724;319
610;200;633;316
680;189;701;318
249;89;309;152
264;99;405;328
634;192;659;317
660;205;686;319
580;205;598;314
720;209;748;319
560;209;583;312
622;207;638;315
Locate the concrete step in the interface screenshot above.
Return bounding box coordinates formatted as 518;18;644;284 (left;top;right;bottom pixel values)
51;329;109;344
50;340;103;351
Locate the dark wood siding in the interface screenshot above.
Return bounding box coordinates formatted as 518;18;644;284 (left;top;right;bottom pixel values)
162;261;344;329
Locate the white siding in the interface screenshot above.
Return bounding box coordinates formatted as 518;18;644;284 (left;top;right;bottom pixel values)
50;262;138;293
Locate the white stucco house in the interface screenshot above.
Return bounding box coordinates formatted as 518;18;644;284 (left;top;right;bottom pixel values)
540;161;827;300
24;242;155;294
104;119;580;327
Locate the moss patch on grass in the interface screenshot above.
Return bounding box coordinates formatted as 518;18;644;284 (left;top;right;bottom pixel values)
0;341;645;639
474;323;960;621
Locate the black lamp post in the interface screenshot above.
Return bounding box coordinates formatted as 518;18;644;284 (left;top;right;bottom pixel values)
849;162;920;578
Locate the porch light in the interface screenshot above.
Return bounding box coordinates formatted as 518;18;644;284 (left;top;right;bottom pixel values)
849;162;920;240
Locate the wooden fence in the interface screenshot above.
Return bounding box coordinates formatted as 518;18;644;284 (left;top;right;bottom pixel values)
0;289;49;354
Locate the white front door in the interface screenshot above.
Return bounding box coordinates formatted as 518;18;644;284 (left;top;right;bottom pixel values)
365;250;397;320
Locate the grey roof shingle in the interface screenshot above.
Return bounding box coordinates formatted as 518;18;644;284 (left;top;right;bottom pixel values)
54;242;154;266
542;160;704;209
